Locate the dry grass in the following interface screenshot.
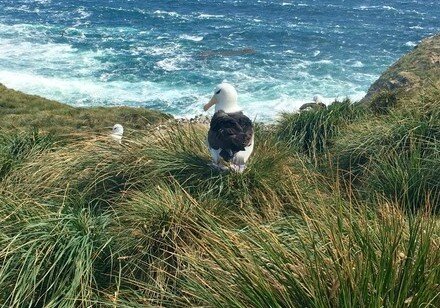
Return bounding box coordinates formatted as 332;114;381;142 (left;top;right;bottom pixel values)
0;86;439;307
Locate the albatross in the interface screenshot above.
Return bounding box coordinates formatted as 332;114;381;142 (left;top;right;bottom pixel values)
203;83;254;172
110;124;124;144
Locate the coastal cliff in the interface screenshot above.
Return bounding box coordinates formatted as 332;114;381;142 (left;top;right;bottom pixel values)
360;34;440;105
0;34;439;308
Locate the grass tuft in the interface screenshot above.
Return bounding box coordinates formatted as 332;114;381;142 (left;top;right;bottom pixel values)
276;99;366;164
0;88;439;306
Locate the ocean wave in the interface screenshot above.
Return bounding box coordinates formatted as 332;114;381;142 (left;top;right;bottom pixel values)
0;40;75;60
76;6;91;19
62;27;86;40
0;70;200;108
156;56;190;71
317;60;333;65
4;4;41;13
1;0;437;120
153;10;180;18
405;41;417;47
68;6;92;27
230;91;366;121
138;43;181;56
291;59;334;69
0;37;116;80
351;60;365;68
197;13;225;19
356;5;399;11
0;66;368;121
0;22;53;34
179;34;204;42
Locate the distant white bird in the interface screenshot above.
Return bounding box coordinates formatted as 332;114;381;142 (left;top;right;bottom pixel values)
299;95;326;111
204;83;254;173
110;124;124;144
313;94;324;104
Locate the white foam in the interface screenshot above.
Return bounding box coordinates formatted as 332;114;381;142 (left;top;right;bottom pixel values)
156;56;190;71
352;61;364;68
179;34;204;42
4;2;41;12
137;43;181;56
356;5;399;12
0;40;77;61
197;13;225;19
292;59;333;68
233;91;367;122
382;6;398;11
0;70;201;108
0;37;116;80
317;59;333;65
156;58;181;71
153;10;180;17
76;6;91;19
405;41;417;47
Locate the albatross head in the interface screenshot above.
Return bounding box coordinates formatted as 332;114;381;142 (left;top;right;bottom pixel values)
112;124;124;136
203;83;241;113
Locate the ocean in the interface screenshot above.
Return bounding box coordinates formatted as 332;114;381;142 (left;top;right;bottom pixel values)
0;0;439;120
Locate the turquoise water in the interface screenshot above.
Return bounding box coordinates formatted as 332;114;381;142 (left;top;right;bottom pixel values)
0;0;439;120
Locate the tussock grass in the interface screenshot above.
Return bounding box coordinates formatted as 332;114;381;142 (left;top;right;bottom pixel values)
0;89;439;306
0;130;56;180
180;201;440;308
0;195;113;307
369;90;398;114
276;99;366;164
367;141;440;211
333;92;440;211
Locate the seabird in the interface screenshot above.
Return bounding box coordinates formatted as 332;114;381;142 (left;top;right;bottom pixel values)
110;124;124;144
299;95;326;111
203;83;254;172
313;94;324;104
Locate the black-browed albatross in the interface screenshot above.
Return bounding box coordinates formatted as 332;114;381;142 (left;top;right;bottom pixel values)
203;83;254;172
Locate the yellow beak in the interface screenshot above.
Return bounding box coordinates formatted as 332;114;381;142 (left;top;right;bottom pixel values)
203;96;217;111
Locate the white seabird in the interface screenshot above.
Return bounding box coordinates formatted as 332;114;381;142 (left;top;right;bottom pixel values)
299;95;326;111
203;83;254;172
110;124;124;144
313;94;324;104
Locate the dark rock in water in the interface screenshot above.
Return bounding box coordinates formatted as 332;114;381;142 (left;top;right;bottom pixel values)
359;34;440;105
299;102;326;111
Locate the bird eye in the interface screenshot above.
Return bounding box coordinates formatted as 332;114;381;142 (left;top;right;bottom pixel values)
215;89;221;94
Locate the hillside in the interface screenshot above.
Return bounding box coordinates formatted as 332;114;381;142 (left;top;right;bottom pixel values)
360;34;440;105
0;38;439;307
0;83;170;133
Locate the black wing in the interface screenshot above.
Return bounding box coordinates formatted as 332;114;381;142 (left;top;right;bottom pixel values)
208;111;253;161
